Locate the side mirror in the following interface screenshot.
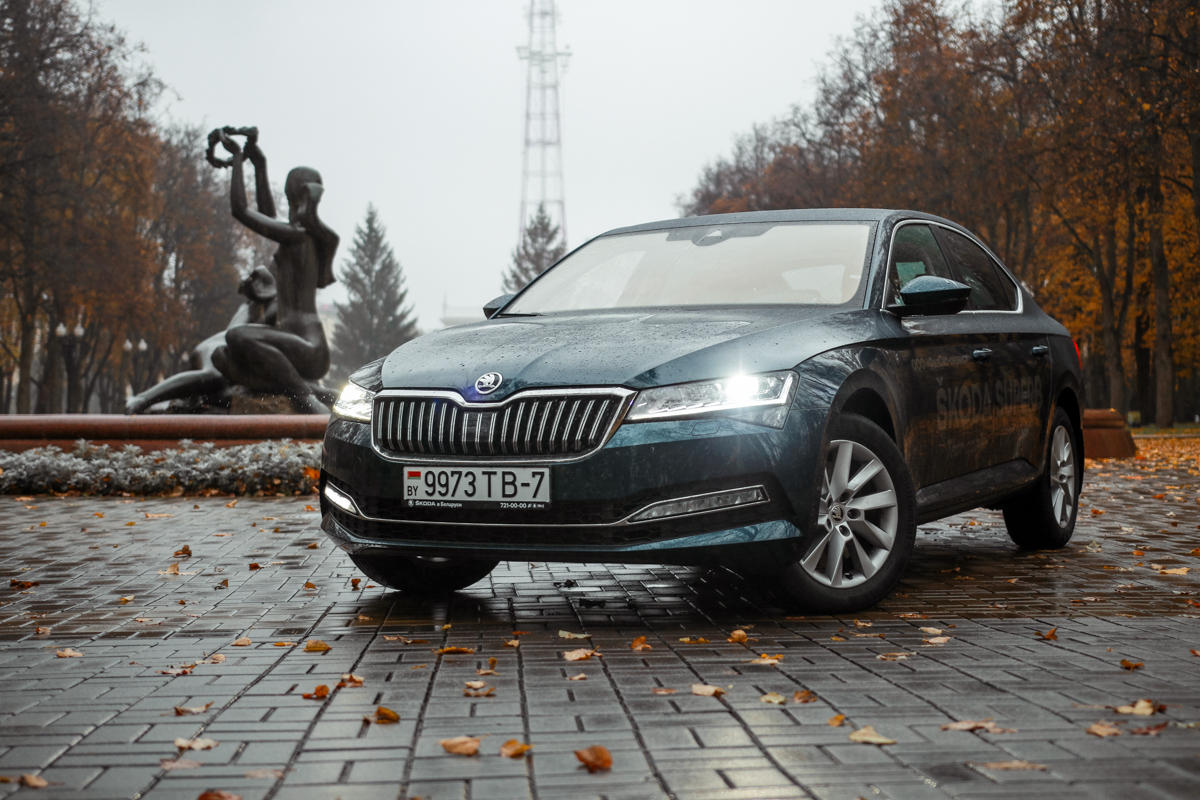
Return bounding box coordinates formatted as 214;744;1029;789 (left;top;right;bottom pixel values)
888;275;971;317
483;294;516;319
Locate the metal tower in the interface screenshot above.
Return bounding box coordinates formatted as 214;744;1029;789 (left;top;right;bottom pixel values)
517;0;570;245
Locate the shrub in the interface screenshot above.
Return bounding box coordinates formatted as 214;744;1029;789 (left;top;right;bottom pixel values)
0;439;321;497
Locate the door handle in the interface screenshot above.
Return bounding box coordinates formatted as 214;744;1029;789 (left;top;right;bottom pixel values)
972;348;992;362
1031;345;1049;357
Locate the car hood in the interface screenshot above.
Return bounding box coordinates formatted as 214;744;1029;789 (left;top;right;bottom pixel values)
380;307;876;401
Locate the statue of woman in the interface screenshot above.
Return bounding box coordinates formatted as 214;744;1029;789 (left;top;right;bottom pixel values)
209;128;339;414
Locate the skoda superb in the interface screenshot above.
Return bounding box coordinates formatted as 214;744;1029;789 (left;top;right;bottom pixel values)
320;209;1083;612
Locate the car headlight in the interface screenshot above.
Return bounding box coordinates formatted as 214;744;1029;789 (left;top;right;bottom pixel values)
332;382;376;422
626;371;797;428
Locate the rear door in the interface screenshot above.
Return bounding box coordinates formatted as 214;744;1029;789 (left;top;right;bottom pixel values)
934;227;1049;469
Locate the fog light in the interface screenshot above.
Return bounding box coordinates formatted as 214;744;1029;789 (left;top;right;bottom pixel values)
628;486;767;523
324;483;359;515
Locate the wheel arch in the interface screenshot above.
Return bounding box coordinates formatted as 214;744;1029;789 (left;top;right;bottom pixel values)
1054;386;1084;461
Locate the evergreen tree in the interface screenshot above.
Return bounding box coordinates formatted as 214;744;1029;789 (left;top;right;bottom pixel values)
330;206;418;380
503;203;567;293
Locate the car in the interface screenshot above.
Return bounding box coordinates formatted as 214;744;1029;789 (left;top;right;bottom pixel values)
319;208;1084;612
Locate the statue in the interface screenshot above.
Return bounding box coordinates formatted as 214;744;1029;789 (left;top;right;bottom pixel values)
125;127;339;415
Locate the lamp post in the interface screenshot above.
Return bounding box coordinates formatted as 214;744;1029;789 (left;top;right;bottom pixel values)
56;322;85;412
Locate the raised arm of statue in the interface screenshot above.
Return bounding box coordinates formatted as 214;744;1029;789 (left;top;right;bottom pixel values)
219;130;305;244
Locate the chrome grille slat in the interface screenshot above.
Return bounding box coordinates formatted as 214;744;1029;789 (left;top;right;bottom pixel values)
373;391;627;460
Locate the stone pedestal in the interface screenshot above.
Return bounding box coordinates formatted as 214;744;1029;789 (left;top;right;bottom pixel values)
230;388;296;415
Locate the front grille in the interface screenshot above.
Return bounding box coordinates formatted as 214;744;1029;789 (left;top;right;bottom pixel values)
373;391;629;459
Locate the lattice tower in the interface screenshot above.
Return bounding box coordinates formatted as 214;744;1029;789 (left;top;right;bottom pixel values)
517;0;570;244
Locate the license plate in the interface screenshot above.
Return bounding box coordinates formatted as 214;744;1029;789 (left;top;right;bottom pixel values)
403;466;551;510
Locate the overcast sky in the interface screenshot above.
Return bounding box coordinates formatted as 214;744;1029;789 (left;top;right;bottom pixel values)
102;0;880;330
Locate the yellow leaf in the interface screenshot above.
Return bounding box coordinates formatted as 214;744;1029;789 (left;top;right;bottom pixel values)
848;725;896;744
1114;699;1158;716
440;736;481;755
1120;659;1144;671
828;714;846;727
691;684;726;697
56;648;83;658
563;648;597;662
304;639;331;652
651;687;676;695
1087;721;1122;737
568;673;588;681
559;630;591;639
794;690;817;703
727;629;748;643
232;637;252;646
500;739;532;758
174;737;218;751
760;692;787;705
679;636;709;644
118;595;135;604
630;636;652;651
365;705;399;723
574;744;612;772
173;702;213;716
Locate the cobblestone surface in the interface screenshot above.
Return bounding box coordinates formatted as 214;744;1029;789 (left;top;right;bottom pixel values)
0;461;1198;800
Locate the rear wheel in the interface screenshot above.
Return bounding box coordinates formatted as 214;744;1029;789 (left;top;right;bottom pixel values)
349;553;499;594
1002;408;1080;549
781;413;916;613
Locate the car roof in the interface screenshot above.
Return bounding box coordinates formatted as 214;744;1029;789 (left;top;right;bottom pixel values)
601;208;968;237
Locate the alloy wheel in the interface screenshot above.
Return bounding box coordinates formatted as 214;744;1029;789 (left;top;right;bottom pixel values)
1049;424;1076;528
801;439;899;588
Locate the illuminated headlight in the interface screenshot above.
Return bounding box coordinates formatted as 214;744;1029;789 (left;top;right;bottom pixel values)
626;371;796;428
332;382;376;422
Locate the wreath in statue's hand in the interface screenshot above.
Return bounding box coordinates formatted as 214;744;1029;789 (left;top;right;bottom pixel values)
205;126;259;168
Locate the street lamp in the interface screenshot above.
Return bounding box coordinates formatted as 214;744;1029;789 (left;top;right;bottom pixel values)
55;323;67;338
138;339;148;352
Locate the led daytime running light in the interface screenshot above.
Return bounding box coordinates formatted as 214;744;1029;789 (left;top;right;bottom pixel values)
333;382;376;422
627;371;795;422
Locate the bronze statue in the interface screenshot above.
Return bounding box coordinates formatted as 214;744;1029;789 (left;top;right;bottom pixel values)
125;127;339;415
124;267;279;414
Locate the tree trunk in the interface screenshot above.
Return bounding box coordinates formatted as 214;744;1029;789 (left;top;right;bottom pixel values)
1097;224;1125;412
16;317;35;415
1146;155;1172;428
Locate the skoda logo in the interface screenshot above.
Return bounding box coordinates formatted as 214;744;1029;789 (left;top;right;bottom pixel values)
475;372;503;395
829;504;844;522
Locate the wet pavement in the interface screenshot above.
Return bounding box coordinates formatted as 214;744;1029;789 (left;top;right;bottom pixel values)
0;458;1198;800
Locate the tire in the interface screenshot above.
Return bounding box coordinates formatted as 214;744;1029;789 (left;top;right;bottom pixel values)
781;413;917;614
1002;408;1081;549
349;552;499;594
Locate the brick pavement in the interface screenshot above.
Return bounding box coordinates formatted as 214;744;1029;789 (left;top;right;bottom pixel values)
0;462;1197;800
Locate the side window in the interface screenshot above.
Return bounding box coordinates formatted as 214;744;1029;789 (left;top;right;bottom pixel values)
887;224;954;306
936;229;1017;311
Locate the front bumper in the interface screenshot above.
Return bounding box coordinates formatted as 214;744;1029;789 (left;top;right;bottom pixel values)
319;405;829;567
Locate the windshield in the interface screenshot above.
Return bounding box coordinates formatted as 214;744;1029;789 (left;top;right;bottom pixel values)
506;222;872;314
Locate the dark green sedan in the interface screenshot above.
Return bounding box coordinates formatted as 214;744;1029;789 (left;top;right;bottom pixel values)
320;209;1084;612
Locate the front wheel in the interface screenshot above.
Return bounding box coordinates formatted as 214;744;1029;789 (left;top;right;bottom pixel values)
1002;408;1081;549
781;413;917;614
349;552;498;594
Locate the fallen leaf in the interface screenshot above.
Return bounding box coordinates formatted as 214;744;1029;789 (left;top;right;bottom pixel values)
174;737;218;751
9;579;39;590
159;758;203;770
245;768;284;779
441;623;452;631
337;673;364;688
34;626;50;635
853;619;872;628
563;647;597;661
464;680;487;689
877;652;915;661
630;636;652;651
828;714;846;727
568;673;588;681
274;641;295;647
1087;721;1122;737
302;684;329;700
197;792;241;800
351;578;361;589
232;637;252;646
1036;628;1058;641
897;612;927;619
209;654;226;663
303;581;316;590
306;543;319;550
849;725;896;744
1114;699;1160;716
691;684;726;697
364;706;399;724
760;692;787;705
440;736;481;756
830;635;847;642
727;629;748;643
125;521;135;526
502;639;520;648
679;636;709;644
559;630;591;639
651;687;677;695
574;744;612;773
18;774;48;788
500;739;533;758
794;690;817;703
923;636;951;645
919;627;943;635
220;579;229;588
174;702;213;716
749;655;781;665
1120;659;1144;671
157;667;193;676
304;639;331;652
173;544;191;557
305;504;316;511
159;564;180;575
512;630;530;635
56;648;82;658
940;719;1016;733
248;563;261;570
226;499;238;508
1160;567;1189;575
1130;722;1169;736
973;760;1047;771
117;595;135;604
383;635;429;644
436;646;474;655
